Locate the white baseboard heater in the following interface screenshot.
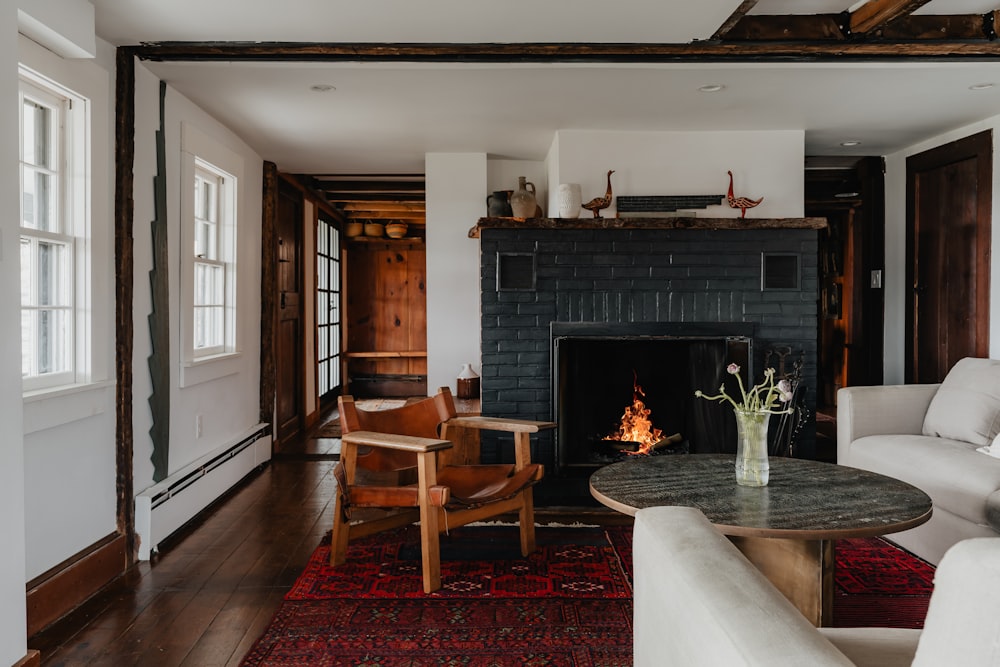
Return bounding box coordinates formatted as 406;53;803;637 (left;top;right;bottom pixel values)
134;423;272;560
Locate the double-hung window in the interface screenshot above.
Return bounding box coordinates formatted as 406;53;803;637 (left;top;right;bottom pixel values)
180;123;241;384
193;162;227;356
19;71;85;392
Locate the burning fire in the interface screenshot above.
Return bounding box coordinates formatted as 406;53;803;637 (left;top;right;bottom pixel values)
606;376;664;455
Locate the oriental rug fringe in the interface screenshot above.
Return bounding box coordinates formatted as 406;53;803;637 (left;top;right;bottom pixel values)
240;526;933;666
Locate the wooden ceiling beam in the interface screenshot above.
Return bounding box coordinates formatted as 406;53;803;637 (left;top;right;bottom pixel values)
849;0;933;35
313;179;425;192
347;215;426;225
882;12;998;40
338;202;425;212
721;15;845;41
722;12;996;41
712;0;759;40
132;40;1000;63
319;192;425;204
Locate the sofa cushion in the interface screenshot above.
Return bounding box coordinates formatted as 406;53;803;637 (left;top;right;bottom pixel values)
847;434;1000;527
987;491;1000;532
922;357;1000;447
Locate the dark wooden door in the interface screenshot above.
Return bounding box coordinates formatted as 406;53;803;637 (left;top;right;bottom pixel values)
807;156;885;406
906;130;992;383
276;184;303;443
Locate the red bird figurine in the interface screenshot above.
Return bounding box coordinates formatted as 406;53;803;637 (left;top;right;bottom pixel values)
727;171;763;219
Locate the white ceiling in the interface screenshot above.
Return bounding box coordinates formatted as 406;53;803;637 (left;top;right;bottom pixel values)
91;1;1000;175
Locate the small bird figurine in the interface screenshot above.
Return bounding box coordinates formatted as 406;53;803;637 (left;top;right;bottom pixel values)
727;170;763;219
582;170;615;218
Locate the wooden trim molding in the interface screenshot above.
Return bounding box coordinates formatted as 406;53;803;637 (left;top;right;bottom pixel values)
12;650;40;667
26;533;128;638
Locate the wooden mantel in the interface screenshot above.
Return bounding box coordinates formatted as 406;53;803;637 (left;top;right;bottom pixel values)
469;216;827;238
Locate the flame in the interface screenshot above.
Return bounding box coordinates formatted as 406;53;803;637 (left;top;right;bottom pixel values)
606;377;663;455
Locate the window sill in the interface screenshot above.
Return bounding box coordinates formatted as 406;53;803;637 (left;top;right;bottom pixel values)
23;380;115;435
180;351;243;388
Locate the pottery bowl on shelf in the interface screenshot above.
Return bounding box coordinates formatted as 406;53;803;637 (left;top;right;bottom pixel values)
364;222;385;237
385;222;408;239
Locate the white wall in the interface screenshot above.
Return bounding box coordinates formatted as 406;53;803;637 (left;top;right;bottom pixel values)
426;153;487;394
2;4;29;660
548;129;805;219
17;0;96;59
132;63;265;489
883;116;1000;384
18;33;118;581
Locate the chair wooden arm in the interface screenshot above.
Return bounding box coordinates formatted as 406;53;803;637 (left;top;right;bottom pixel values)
446;416;557;433
342;431;452;453
443;417;555;470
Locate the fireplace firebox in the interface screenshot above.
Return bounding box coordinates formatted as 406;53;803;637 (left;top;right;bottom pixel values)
552;322;753;475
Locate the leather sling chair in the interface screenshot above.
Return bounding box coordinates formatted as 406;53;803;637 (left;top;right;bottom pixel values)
331;387;556;593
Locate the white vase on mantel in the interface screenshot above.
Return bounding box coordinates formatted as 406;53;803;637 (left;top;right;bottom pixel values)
557;183;582;218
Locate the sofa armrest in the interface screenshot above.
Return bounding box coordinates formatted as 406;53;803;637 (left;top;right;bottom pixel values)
633;507;853;666
837;384;940;465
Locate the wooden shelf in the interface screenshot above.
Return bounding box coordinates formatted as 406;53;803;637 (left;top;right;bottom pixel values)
345;351;427;359
344;236;424;246
469;216;827;238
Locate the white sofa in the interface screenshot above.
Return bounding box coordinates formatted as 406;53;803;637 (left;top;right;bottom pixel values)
837;357;1000;565
633;506;1000;666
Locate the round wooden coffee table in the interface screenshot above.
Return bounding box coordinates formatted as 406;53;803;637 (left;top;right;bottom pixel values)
590;454;932;626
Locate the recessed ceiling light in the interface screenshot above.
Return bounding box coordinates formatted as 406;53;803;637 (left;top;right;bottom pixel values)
840;140;862;147
698;84;725;93
310;84;337;92
969;83;995;91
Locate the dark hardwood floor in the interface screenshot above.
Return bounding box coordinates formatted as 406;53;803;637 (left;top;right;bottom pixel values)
29;440;339;666
28;407;625;666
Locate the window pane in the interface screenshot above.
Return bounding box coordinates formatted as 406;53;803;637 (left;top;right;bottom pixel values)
36;308;69;375
21;310;32;376
22;100;51;168
20;238;31;305
194;305;225;349
194;262;224;306
37;240;70;306
21;167;56;232
194;307;208;349
195;220;216;259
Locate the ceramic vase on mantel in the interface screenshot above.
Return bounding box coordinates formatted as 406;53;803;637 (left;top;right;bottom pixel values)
557;183;582;218
509;176;537;218
456;363;480;399
733;409;770;487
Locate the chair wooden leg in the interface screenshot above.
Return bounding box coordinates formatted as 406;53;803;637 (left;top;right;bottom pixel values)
417;451;442;593
512;431;537;556
330;495;351;567
518;487;537;557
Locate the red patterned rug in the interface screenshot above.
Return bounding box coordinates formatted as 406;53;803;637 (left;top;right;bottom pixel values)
242;525;633;666
833;536;936;628
240;526;932;666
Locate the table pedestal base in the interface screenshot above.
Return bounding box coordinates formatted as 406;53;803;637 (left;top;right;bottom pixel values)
728;535;834;627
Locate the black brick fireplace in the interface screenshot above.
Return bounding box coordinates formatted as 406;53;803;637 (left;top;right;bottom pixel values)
472;218;822;505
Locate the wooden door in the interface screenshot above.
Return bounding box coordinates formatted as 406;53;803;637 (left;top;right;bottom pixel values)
807;156;885;406
906;131;992;383
276;184;304;442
